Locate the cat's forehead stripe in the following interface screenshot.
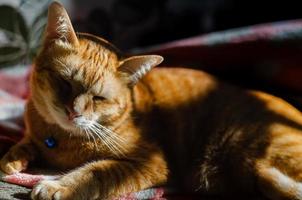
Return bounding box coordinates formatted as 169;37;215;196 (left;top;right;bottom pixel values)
77;32;122;59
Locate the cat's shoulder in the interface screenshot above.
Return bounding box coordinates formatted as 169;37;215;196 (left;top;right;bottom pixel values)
145;67;218;85
135;67;219;108
149;67;214;77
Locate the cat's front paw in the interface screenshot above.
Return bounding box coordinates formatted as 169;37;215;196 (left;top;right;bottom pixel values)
0;158;28;174
31;180;73;200
0;147;30;174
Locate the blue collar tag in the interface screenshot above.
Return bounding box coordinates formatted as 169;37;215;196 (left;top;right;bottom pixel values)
44;137;57;148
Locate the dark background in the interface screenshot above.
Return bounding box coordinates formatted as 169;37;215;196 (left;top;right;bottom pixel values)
72;0;302;50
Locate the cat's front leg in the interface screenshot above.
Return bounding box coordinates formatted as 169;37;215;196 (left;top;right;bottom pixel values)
31;151;168;200
0;137;36;174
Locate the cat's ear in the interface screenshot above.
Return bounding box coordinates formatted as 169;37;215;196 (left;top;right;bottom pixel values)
44;1;78;46
118;55;163;85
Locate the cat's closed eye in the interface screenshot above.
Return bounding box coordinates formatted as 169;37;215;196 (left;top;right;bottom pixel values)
60;78;72;94
93;96;106;101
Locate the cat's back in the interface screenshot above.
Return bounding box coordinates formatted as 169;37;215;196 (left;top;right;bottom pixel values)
140;67;302;123
134;67;219;110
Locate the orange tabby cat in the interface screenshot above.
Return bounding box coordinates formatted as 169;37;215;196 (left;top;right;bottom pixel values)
1;1;302;200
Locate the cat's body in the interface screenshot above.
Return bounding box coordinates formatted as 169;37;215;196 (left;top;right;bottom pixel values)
134;67;302;196
2;2;302;200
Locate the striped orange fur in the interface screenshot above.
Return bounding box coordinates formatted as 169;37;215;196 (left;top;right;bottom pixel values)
2;2;302;200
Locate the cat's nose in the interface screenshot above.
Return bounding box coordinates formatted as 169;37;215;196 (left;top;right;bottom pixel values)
65;105;81;120
68;111;81;120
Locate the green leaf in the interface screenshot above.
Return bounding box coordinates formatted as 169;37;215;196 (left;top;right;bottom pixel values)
29;7;48;59
31;7;48;32
0;46;26;67
0;5;29;43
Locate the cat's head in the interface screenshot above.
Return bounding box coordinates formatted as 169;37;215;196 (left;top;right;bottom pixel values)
32;2;163;134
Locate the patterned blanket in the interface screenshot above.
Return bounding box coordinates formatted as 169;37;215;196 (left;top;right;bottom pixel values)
139;19;302;94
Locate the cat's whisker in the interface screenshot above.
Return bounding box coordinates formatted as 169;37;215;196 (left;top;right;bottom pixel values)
93;123;127;144
89;126;118;154
89;123;126;156
83;128;97;149
91;123;125;149
84;128;92;143
98;132;124;155
86;128;99;150
82;128;90;142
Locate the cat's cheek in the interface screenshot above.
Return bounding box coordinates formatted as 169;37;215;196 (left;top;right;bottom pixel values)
31;180;73;200
100;105;121;121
